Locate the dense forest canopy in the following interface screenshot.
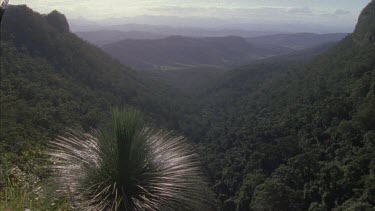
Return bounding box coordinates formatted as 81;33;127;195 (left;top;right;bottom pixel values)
178;1;375;210
1;1;375;210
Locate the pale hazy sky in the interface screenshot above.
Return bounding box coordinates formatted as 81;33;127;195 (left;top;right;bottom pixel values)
10;0;372;30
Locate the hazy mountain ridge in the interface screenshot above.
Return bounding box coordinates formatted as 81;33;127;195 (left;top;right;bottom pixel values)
83;31;345;92
246;33;347;50
102;35;293;71
76;28;346;50
75;30;166;46
70;21;276;38
68;15;354;34
97;32;346;73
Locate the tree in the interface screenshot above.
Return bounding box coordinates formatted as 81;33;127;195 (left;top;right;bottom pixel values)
250;179;302;211
236;172;266;211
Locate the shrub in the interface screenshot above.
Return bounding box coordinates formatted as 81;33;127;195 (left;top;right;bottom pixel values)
48;108;211;210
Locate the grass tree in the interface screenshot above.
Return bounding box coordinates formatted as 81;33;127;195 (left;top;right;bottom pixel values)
48;108;211;210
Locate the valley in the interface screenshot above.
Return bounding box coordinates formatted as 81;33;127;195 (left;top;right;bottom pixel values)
1;1;375;211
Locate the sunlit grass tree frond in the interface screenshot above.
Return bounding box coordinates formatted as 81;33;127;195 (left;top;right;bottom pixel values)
48;108;211;210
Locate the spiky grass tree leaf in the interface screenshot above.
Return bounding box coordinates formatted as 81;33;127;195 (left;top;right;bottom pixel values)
48;108;212;210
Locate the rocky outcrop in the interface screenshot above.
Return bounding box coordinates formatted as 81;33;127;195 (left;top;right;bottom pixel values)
45;10;70;33
353;0;375;45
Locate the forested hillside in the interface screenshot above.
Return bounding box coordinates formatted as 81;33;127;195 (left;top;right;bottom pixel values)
0;5;189;184
178;1;375;210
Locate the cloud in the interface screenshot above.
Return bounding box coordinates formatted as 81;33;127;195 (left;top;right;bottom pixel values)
150;6;305;16
147;6;322;22
334;9;350;16
287;7;312;14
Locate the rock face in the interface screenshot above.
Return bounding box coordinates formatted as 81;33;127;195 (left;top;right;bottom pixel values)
45;10;70;33
353;0;375;45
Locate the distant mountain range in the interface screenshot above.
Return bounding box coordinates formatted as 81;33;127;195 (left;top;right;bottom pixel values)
246;33;348;50
73;24;275;43
99;33;346;71
76;30;166;46
68;15;354;34
101;35;293;71
69;17;278;40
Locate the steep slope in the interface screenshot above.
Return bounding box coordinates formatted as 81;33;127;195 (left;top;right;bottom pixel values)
179;1;375;210
0;5;188;174
246;33;347;50
353;0;375;46
102;35;292;70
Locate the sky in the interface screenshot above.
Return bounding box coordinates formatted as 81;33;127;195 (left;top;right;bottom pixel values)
10;0;372;32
